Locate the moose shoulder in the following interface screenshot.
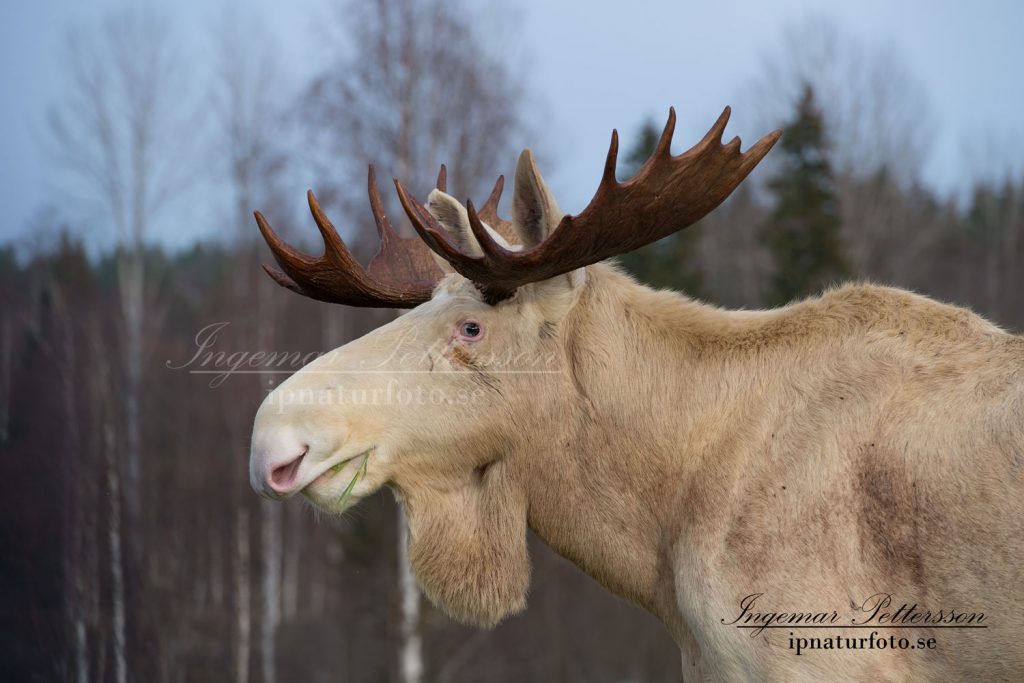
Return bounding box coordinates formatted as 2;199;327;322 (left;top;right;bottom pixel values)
248;107;1024;681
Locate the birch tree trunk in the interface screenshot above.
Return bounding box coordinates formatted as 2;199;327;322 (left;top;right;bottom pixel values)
398;509;423;683
259;248;282;683
118;253;144;555
260;500;282;683
0;316;10;446
48;18;197;675
91;331;128;683
55;288;91;683
235;509;251;683
105;417;128;683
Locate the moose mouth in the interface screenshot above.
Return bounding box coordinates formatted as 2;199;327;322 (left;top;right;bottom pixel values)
266;445;375;501
308;446;376;490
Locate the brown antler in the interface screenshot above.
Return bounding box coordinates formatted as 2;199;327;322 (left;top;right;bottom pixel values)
476;175;516;243
396;107;781;303
434;166;516;243
256;166;445;308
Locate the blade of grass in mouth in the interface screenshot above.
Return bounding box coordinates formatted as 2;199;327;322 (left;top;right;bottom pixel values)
337;449;371;509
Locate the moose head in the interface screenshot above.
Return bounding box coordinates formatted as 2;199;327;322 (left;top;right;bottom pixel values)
249;107;780;627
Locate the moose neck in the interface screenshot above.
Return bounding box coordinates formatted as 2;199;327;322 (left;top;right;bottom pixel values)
520;265;759;638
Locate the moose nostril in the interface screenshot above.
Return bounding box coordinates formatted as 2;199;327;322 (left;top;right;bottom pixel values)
269;447;307;491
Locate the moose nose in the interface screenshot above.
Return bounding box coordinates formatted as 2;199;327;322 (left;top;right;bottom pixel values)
250;426;308;499
268;447;307;491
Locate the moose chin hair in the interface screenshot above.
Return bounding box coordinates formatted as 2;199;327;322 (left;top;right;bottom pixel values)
404;468;531;628
411;544;529;628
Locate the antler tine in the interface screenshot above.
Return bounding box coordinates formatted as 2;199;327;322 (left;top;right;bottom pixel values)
739;129;784;174
709;106;732;144
476;174;517;243
394;179;478;264
367;165;398;247
653;106;676;159
307;190;361;270
600;129;620;186
466;198;511;259
688;106;733;156
255;210;310;265
255;209;318;286
404;107;781;303
626;108;676;184
261;262;304;294
479;175;504;219
255;209;315;295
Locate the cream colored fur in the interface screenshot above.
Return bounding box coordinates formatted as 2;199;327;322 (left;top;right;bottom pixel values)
251;152;1024;681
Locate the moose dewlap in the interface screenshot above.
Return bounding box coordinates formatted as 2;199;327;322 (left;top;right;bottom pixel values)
248;107;1024;681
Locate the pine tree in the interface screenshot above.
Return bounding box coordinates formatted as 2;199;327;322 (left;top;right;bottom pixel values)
616;119;704;296
760;85;848;306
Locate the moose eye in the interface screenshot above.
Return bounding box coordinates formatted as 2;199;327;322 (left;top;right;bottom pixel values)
458;320;482;340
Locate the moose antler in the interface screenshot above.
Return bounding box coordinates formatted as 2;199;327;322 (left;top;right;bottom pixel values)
395;107;781;303
255;166;445;308
437;165;516;242
257;107;779;308
475;175;516;243
256;164;515;308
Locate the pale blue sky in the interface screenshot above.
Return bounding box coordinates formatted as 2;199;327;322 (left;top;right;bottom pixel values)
2;0;1022;249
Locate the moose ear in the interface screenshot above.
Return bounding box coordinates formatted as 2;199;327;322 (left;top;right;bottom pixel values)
512;149;563;248
425;190;519;273
512;150;585;293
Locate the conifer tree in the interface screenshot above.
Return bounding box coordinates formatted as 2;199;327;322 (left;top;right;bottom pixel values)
760;85;849;306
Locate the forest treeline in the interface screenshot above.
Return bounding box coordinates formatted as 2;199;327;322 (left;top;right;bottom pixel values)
2;3;1023;683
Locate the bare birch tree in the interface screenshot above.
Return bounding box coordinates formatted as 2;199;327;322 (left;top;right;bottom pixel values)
301;0;528;219
211;12;292;248
209;9;297;682
45;9;196;677
745;14;933;182
47;7;195;551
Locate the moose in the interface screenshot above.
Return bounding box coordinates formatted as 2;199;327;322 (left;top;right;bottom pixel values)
249;107;1024;680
